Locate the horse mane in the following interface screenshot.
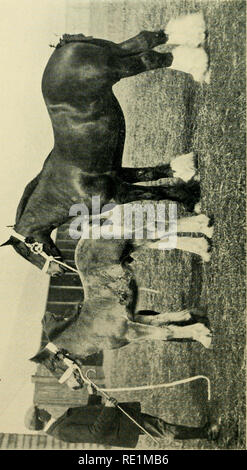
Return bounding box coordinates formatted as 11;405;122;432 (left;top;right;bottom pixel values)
15;152;52;225
15;173;41;225
41;304;82;342
52;33;89;49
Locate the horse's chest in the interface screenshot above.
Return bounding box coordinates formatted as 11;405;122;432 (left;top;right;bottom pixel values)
93;264;135;309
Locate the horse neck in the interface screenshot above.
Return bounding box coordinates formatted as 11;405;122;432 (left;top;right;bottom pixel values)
53;302;101;358
15;216;53;242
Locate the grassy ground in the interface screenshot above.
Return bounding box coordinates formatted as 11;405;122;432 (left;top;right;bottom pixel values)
87;0;246;449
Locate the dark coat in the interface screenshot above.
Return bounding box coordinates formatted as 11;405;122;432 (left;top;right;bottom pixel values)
46;395;141;448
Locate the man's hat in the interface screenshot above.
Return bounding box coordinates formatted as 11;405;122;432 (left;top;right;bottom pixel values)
24;406;43;431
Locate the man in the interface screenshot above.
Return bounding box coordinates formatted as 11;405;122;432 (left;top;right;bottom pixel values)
25;385;221;448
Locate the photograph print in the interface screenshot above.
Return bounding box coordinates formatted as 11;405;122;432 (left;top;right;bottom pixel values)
0;0;245;452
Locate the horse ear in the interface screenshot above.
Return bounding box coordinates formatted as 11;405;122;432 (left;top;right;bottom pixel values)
0;238;14;247
30;348;50;364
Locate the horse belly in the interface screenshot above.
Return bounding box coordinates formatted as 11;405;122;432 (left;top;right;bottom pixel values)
51;106;123;172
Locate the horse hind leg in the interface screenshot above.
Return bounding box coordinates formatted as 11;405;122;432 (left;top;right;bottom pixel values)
118;30;168;54
166;323;212;348
119;164;172;183
114;50;173;79
118;13;206;54
114;47;209;83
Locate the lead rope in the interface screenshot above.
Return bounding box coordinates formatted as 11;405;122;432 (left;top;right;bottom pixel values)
103;375;211;401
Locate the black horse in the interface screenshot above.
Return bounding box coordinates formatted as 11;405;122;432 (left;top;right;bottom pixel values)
1;30;202;275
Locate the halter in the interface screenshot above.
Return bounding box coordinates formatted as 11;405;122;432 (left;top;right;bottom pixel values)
8;229;78;274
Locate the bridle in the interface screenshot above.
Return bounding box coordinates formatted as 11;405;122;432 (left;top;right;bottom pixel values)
8;229;79;274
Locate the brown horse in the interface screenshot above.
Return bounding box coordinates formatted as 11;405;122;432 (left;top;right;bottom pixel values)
31;213;213;388
0;29;205;275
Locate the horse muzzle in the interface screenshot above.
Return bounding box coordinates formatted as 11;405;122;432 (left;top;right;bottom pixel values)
47;260;66;277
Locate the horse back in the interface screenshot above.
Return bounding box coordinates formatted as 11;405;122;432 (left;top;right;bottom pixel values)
75;237;130;276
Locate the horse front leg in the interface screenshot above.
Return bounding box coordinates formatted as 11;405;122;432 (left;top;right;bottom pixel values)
176;214;214;238
119;153;197;183
115;180;200;212
119;164;173;182
124;317;212;348
145;235;211;262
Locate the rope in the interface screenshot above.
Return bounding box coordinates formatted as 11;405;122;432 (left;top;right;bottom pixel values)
103;375;211;401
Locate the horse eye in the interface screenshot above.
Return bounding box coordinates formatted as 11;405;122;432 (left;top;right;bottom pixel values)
25;236;35;244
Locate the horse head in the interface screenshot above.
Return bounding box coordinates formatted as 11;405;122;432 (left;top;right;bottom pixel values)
0;233;66;277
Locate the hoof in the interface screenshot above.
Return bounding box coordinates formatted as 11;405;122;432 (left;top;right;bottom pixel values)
171;152;196;182
204;225;214;239
202;252;211;263
194;202;202;214
166;12;206;47
169;46;210;83
196;214;214;239
206;417;222;441
193;323;212;348
197;237;212;262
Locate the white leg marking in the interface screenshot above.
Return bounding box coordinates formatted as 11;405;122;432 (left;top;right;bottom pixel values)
175;236;211;261
176;214;213;238
169;46;210;83
166;12;206;47
189;323;212;348
165;323;212;348
170;152;196;182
